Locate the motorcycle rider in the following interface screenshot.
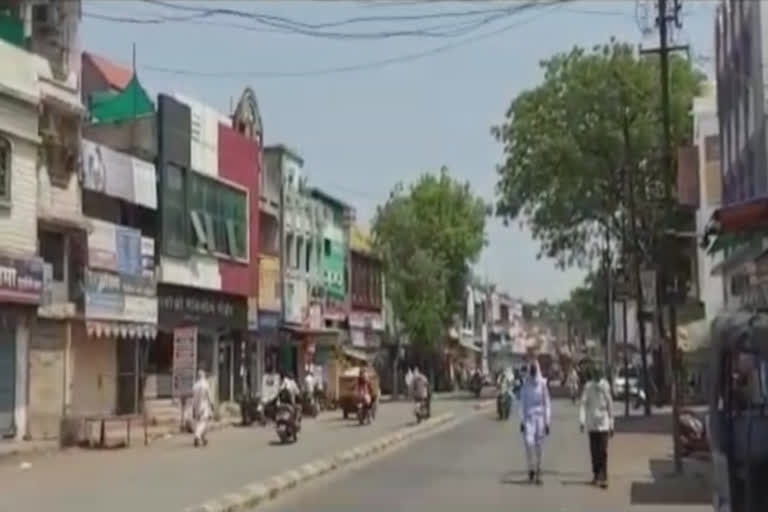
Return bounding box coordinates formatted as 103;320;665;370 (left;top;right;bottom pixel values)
358;367;375;410
566;367;580;403
278;372;300;408
519;360;552;485
411;366;430;417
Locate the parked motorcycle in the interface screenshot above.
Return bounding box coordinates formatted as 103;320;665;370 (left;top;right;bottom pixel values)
301;390;319;418
275;403;300;444
679;409;708;456
497;391;512;420
240;393;277;426
470;373;483;398
357;398;375;425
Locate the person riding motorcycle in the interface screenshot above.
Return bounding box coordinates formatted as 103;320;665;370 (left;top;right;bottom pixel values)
566;367;580;403
411;367;431;416
357;368;376;413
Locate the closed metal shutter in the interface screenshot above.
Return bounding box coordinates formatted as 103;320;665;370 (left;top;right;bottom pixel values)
0;322;16;435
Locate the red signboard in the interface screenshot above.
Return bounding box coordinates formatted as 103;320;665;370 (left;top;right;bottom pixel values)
0;255;44;305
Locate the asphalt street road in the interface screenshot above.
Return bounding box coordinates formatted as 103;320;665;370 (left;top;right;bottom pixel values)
261;400;712;512
0;394;486;512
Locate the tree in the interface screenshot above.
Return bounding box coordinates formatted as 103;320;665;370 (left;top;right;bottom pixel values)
492;39;704;269
372;168;487;357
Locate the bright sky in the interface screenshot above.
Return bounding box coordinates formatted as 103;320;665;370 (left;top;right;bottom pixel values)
82;0;717;302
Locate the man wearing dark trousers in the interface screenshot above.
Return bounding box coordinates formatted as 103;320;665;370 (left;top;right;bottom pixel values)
579;366;614;488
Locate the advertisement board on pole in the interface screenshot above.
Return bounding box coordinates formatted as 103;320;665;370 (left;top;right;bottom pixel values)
172;327;197;398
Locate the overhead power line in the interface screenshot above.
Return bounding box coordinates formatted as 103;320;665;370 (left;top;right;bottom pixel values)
84;0;559;40
139;1;560;79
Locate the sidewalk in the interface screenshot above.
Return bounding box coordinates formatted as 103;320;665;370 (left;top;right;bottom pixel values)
0;396;484;512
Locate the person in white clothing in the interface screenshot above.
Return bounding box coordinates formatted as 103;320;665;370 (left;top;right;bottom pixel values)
192;370;214;447
518;360;551;484
579;365;614;488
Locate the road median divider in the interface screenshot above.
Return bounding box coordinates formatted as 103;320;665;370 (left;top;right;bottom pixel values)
183;412;457;512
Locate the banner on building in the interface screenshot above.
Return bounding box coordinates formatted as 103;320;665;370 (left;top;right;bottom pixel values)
81;139;158;209
88;219;151;278
0;255;44;305
172;326;198;398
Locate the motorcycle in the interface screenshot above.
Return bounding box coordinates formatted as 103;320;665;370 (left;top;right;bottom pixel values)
357;396;375;425
275;403;300;444
240;393;277;426
414;398;430;423
470;373;483;398
679;409;708;456
301;390;319;418
497;390;512;420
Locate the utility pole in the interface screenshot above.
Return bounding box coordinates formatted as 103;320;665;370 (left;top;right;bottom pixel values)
639;0;686;474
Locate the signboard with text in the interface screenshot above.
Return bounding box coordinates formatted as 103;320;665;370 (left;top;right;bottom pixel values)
172;326;197;398
0;255;44;305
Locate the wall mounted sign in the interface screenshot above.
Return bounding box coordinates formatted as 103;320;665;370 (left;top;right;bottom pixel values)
0;255;44;305
88;219;152;278
82;139;158;209
158;284;247;328
172;326;197;398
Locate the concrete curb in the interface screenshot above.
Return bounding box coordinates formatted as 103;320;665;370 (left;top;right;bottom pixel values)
182;412;458;512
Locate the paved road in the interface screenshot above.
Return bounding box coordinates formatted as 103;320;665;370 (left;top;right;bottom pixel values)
262;400;712;512
0;394;487;512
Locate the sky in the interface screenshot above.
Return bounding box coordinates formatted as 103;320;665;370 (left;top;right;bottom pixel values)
81;0;718;302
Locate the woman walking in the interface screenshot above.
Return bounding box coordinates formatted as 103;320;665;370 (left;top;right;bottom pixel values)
579;366;614;488
518;360;551;485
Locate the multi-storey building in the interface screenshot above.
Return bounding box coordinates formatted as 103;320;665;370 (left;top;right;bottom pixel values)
155;91;259;407
349;226;384;355
76;52;159;424
0;0;85;442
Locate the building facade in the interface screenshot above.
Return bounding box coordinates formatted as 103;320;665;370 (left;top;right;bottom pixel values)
715;0;768;211
155;91;258;407
348;226;384;355
0;0;85;441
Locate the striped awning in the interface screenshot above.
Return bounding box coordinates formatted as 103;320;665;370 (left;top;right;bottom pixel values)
86;320;157;340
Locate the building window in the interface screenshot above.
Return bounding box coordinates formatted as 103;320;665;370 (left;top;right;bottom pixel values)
296;236;304;271
39;229;65;281
162;163;188;257
285;233;294;270
305;240;312;273
188;172;248;260
324;238;331;257
0;136;9;203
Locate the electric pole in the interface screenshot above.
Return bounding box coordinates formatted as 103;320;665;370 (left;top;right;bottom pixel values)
639;0;686;475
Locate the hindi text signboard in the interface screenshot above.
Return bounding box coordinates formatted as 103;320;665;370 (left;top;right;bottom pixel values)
172;326;197;398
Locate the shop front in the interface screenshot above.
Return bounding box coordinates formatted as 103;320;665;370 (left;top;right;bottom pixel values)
157;284;247;405
0;254;44;440
281;302;339;389
348;311;384;355
253;309;280;394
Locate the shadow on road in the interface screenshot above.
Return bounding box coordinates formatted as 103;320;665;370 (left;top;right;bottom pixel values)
500;469;585;486
629;457;710;505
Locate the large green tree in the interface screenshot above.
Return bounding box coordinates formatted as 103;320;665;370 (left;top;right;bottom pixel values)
372;168;487;353
492;39;704;269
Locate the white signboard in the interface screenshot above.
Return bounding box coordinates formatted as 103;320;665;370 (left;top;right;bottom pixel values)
172;327;197;398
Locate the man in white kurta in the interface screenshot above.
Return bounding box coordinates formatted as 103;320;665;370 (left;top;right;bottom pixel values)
518;360;551;484
192;370;213;447
579;367;614;487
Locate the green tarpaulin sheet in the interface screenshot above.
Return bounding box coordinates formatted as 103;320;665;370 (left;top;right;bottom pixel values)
89;74;154;124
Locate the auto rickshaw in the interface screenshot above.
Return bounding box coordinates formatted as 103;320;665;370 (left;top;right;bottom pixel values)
708;311;768;512
338;366;380;419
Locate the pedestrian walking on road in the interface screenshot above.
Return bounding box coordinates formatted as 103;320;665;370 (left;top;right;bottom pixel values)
192;370;214;447
518;360;551;485
579;366;614;488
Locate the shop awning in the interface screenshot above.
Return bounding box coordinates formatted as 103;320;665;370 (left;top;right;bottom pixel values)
341;346;371;362
87;320;157;340
712;197;768;234
710;242;766;276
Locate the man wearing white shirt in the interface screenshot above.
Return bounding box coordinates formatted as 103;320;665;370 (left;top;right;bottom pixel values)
579;366;614;489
